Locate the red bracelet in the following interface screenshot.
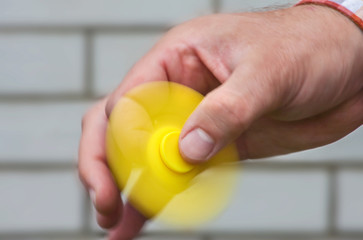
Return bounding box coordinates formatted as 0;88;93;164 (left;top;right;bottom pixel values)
296;0;363;31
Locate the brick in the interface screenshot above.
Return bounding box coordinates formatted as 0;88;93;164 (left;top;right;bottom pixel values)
0;170;83;232
0;102;91;162
0;33;83;95
220;0;297;12
145;168;328;232
0;0;212;26
202;168;328;232
337;169;363;231
265;126;363;162
94;33;163;95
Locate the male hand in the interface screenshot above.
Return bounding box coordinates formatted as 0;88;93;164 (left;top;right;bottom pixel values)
79;5;363;240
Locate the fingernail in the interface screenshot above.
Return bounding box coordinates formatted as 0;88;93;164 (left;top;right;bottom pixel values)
90;189;96;205
180;128;214;161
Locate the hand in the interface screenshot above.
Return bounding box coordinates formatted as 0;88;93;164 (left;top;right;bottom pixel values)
79;5;363;239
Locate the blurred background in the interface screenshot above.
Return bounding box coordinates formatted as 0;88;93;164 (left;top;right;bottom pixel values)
0;0;362;239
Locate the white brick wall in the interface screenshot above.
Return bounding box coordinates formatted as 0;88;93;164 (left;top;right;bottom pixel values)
337;169;363;231
0;0;212;26
145;168;328;233
0;33;84;95
0;170;83;232
0;102;91;163
94;33;163;96
0;0;362;239
202;169;328;232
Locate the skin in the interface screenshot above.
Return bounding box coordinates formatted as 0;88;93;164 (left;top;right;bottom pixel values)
78;5;363;240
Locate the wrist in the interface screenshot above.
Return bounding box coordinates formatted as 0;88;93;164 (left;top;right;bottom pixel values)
296;0;363;31
294;4;363;67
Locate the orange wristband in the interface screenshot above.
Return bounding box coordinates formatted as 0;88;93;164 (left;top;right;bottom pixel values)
296;0;363;31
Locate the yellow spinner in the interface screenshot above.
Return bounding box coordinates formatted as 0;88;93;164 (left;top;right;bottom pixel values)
106;81;240;227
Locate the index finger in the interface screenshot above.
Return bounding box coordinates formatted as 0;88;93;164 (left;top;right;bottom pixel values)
105;38;220;117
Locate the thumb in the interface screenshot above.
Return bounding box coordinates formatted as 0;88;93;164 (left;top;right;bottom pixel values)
179;69;279;163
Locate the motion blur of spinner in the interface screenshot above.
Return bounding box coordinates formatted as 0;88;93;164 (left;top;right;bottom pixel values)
107;81;240;226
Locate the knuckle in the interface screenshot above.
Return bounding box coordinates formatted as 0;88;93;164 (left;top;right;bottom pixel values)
81;112;90;130
77;165;89;189
81;114;88;130
77;162;87;182
81;99;107;130
81;106;96;130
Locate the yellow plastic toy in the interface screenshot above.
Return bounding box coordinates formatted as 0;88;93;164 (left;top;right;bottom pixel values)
106;81;239;226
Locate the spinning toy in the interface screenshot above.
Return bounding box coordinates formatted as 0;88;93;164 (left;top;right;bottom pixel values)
107;81;240;226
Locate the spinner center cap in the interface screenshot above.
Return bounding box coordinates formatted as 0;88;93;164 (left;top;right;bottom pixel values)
159;131;194;173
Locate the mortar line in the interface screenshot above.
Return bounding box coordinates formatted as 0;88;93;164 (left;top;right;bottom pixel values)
211;0;222;13
201;234;212;240
242;161;363;169
0;25;170;32
0;162;76;172
2;230;363;239
83;29;95;98
327;166;338;237
0;94;100;102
